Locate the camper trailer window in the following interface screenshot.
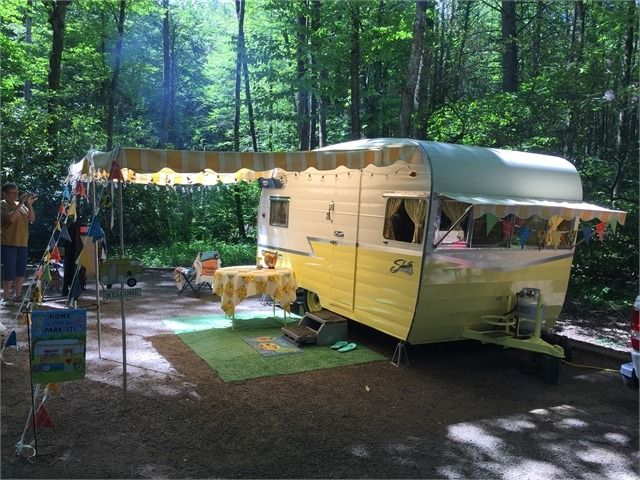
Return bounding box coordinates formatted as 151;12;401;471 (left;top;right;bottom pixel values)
470;214;576;249
435;199;469;246
269;197;289;227
383;197;426;244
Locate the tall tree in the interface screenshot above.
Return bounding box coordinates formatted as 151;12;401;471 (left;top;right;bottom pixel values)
296;3;310;150
106;0;126;151
160;0;172;146
501;0;517;92
612;0;636;199
349;0;361;140
238;0;257;151
46;0;71;159
399;0;427;137
23;0;33;101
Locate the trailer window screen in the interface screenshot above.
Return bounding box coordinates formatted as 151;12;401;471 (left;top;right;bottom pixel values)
435;199;470;247
269;197;289;227
383;197;427;244
470;214;576;249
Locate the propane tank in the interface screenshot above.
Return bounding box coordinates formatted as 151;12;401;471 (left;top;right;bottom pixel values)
516;288;544;337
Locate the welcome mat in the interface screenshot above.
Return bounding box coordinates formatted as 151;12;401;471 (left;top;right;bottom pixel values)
242;335;302;357
164;311;386;382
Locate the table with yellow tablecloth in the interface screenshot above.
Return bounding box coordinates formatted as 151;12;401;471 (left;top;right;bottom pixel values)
213;266;298;326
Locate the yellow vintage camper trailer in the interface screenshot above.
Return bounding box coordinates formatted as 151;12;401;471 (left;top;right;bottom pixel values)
255;138;626;377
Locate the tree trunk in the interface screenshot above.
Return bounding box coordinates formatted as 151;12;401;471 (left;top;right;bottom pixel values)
349;1;361;140
531;0;544;78
106;0;126;151
233;188;246;240
243;60;258;152
46;0;71;158
24;0;33;101
612;0;636;199
308;0;320;149
563;0;585;161
160;0;172;146
501;0;518;92
296;5;310;150
399;1;427;137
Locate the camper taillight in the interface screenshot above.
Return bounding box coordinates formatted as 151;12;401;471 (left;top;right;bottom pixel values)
631;299;640;351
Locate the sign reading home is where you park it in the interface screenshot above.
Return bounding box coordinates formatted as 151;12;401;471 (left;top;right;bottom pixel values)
30;309;87;384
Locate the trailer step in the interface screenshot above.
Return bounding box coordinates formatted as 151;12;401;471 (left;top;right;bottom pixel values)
282;309;349;347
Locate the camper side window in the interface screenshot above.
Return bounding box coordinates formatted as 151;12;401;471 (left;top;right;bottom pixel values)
435;199;469;247
383;197;427;244
269;197;289;227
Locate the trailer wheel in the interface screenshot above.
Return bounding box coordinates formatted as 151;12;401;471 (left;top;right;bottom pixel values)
539;354;561;385
127;278;137;287
303;289;322;313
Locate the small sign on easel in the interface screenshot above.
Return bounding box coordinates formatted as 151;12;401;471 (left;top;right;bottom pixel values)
101;288;142;300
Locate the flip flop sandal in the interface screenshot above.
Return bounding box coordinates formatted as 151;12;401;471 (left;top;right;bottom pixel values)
330;340;349;350
337;342;357;353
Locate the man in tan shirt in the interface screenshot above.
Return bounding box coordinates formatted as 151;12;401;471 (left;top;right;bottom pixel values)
1;183;36;307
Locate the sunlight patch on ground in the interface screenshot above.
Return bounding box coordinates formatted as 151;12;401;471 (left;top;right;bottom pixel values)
447;423;505;452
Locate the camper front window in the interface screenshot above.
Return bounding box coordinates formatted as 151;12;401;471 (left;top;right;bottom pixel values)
383;197;427;244
269;197;289;227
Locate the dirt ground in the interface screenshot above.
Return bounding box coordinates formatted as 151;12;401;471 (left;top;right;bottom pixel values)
1;270;637;479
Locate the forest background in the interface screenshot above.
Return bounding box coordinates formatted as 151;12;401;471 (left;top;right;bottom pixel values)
0;0;637;309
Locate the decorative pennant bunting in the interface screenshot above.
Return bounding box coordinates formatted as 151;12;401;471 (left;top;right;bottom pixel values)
60;224;71;242
76;247;91;270
46;383;62;396
30;404;55;429
109;161;124;182
4;331;17;349
58;201;66;215
31;281;42;304
19;312;30;325
62;185;71;200
595;222;606;241
34;266;43;280
54;221;61;232
582;225;593;244
50;245;61;261
485;213;499;236
42;264;52;282
69;276;82;301
88;218;104;241
551;231;563;249
501;220;514;240
519;227;531;249
67;198;77;218
608;217;618;235
75;181;87;199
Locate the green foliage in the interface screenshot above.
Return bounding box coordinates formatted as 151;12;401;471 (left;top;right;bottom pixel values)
126;240;256;269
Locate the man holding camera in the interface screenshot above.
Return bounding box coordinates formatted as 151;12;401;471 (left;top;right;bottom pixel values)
1;182;36;307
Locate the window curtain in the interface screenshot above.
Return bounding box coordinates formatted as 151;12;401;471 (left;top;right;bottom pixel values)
440;198;468;225
405;199;427;243
383;198;404;240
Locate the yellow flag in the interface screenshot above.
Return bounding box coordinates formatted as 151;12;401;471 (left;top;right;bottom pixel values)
76;247;91;270
67;199;77;218
47;383;62;396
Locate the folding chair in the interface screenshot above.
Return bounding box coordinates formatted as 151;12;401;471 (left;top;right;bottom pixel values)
174;251;220;296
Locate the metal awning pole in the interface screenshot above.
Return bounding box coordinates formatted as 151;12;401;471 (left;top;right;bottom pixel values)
118;180;127;398
92;180;102;358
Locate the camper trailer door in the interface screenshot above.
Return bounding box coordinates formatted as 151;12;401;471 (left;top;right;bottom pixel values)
327;172;360;310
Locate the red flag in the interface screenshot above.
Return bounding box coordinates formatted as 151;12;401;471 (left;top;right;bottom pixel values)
30;404;55;428
109;161;124;182
50;245;61;261
58;202;66;215
75;181;87;199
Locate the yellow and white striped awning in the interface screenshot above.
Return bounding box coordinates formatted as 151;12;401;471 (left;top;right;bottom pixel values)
441;193;627;225
116;145;420;185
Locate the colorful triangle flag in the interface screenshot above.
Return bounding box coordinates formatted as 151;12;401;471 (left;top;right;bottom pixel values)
46;383;62;396
551;231;563;249
109;161;124;182
501;220;514;240
485;213;499;236
519;227;531;249
50;245;61;261
582;225;593;244
4;331;17;349
76;247;92;270
67;198;77;218
595;222;606;241
30;404;55;428
88;218;104;241
58;201;66;215
62;185;71;200
42;264;52;282
76;181;87;199
60;224;72;242
70;276;82;301
54;220;61;232
608;217;618;235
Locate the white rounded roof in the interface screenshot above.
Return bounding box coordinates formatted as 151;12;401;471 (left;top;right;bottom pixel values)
318;138;583;202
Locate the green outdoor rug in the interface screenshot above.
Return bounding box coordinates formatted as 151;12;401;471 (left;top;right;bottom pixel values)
164;310;386;382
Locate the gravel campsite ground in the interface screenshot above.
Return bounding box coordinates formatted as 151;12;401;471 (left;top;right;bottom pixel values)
1;270;638;479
